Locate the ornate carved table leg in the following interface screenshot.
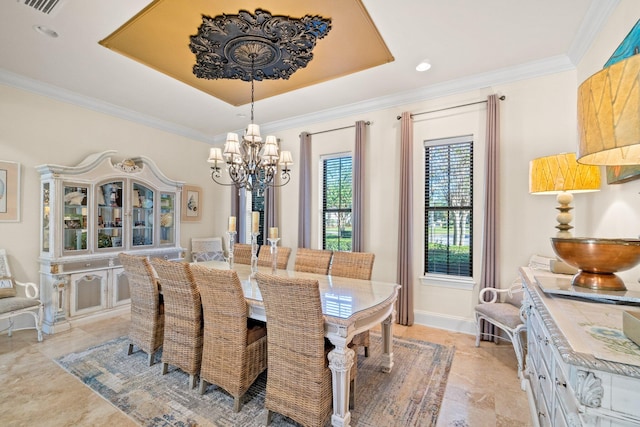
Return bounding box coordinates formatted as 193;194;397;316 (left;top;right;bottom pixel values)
327;343;355;427
381;311;396;373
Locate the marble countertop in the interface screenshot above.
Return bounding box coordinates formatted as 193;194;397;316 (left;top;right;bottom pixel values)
520;267;640;377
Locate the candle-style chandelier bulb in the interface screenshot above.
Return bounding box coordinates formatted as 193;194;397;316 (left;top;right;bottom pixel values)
207;56;292;193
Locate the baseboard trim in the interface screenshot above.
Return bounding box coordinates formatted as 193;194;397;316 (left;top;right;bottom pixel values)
413;310;476;335
68;305;130;328
42;305;130;335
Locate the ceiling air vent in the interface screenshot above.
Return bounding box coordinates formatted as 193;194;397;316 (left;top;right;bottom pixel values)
22;0;64;15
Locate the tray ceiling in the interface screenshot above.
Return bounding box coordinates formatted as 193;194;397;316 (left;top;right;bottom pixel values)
99;0;394;106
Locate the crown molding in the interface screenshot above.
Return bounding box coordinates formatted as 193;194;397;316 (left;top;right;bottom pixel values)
0;68;211;142
253;54;576;141
0;2;618;145
1;53;575;146
567;0;620;65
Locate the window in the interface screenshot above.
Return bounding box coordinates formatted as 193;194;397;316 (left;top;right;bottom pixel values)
424;136;473;277
250;190;265;246
244;171;266;245
322;155;352;251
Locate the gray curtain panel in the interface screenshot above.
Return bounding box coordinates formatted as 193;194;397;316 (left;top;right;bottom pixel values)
229;187;247;243
352;120;367;252
298;132;312;248
397;112;414;326
264;182;279;235
480;94;501;341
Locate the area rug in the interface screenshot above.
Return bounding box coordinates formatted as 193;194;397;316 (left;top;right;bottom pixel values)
56;333;455;427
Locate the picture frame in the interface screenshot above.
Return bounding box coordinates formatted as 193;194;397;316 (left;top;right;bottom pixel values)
0;160;21;222
603;19;640;185
181;185;201;222
606;164;640;185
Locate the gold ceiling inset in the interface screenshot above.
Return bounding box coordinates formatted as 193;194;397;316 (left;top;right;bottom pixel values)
99;0;394;106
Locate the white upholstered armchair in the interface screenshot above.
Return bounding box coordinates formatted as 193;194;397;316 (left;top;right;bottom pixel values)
0;249;43;341
191;237;225;262
474;282;526;381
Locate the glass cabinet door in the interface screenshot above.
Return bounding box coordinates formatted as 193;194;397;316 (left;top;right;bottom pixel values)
132;182;154;247
97;181;124;250
160;192;175;245
63;184;89;254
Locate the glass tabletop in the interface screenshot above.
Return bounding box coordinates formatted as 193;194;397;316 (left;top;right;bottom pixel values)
194;260;400;320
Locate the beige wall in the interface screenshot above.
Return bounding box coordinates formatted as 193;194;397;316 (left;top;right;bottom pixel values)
0;85;227;281
577;0;640;254
2;0;639;333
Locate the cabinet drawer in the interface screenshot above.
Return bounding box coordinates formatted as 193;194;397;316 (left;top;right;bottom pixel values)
554;360;582;426
62;259;112;272
530;310;553;367
537;352;554;416
537;387;553;427
611;374;640;420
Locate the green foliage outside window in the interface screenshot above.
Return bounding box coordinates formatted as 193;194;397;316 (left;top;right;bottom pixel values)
425;138;473;277
323;156;352;251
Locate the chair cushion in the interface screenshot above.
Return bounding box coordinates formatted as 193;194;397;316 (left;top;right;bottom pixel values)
0;296;40;313
0;276;16;299
246;319;267;344
475;302;522;329
505;290;523;308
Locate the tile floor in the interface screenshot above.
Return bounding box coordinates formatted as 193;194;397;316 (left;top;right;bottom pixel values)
0;315;532;426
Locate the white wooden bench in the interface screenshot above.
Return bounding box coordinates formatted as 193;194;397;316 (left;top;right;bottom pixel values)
0;249;43;341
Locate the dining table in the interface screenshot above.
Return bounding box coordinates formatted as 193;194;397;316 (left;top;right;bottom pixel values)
193;260;401;427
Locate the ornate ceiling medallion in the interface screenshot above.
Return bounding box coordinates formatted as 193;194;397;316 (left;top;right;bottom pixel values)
189;9;331;81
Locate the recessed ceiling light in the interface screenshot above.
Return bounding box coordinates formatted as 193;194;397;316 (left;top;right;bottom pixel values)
33;25;59;38
416;60;431;72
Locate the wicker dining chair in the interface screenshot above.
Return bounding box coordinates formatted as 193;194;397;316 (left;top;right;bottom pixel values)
233;243;253;265
255;272;356;427
293;248;333;275
118;253;164;366
330;251;376;357
190;265;268;412
257;245;292;270
150;258;203;389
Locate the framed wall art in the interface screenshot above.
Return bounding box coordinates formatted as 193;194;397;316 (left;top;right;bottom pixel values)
603;19;640;184
0;160;21;222
181;185;201;222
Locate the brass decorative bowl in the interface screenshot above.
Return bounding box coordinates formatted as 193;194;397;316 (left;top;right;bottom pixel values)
551;238;640;291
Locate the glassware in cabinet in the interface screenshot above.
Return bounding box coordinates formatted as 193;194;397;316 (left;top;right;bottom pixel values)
160;192;175;244
132;182;154;247
63;184;88;253
96;181;123;250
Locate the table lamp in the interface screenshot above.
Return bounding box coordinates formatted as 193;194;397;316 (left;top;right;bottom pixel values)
529;152;601;237
577;53;640;165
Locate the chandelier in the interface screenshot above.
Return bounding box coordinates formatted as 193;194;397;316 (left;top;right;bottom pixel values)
192;9;331;193
207;58;293;194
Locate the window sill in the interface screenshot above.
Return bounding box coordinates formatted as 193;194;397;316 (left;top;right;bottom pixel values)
420;274;476;290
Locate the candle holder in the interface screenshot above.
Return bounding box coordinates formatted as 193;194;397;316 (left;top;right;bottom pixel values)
226;231;237;269
250;232;260;277
267;237;280;274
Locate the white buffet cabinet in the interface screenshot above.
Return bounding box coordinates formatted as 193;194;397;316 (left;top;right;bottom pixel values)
520;267;640;427
37;151;185;334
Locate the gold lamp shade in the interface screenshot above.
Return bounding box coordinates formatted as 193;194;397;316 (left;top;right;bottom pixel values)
577;53;640;165
529;153;601;194
529;152;600;237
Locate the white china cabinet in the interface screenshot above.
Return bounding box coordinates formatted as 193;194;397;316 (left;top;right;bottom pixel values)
38;151;185;334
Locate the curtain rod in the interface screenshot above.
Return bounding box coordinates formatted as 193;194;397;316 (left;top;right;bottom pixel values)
306;121;371;136
396;95;506;120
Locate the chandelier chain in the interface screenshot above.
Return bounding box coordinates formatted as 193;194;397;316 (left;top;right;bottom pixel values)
207;52;292;194
250;55;255;124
